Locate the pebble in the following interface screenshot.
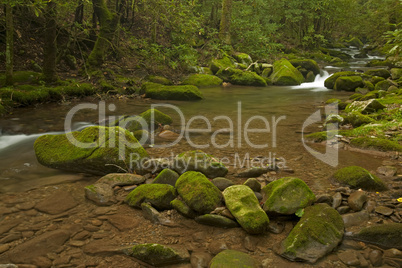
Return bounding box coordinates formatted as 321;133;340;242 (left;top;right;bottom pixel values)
369;249;383;266
315;194;333;205
73;230;91;240
69;240;86;247
348;191;367;211
375;206;394;216
376;166;397;177
366;200;377;213
338;250;360;266
384;248;402;258
93;207;117;216
208;241;228;255
332;192;342;209
337;206;351;214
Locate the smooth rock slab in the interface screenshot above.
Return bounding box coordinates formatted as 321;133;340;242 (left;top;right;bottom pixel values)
35;190;78;214
342;210;370;228
277;203;344;263
97;173;146;187
124;243;190;266
209;249;261;268
375;206;394;216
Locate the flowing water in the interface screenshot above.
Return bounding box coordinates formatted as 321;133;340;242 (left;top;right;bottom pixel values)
0;51;390;193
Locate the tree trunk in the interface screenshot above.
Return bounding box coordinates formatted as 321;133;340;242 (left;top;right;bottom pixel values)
74;0;84;24
219;0;232;45
43;1;58;83
87;0;119;68
5;4;14;86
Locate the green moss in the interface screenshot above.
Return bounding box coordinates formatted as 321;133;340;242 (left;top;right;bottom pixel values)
84;184;97;193
140;82;203;100
270;58;305;86
216;68;267;87
344;37;364;48
210;56;236;74
140;108;173;127
391;68;402;80
133;129;150;144
305;130;339;142
324;71;361;89
146;75;173;85
181;74;223;87
332;166;388;191
0;71;42;87
233;53;253;66
153;168;179;186
57;83;96;97
170;198;196;218
175;171;222;214
375;80;393;91
350;137;402;152
125;184;177;210
366;59;394;68
365;69;390;79
209;250;261;268
289;59;320;75
370;76;385;85
334;76;364;91
343;112;375;127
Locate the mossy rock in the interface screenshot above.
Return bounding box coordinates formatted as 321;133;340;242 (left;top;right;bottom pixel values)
289;59;320;75
305;131;333;142
133;129;150;144
334;76;364;91
0;87;51;106
181;74;223;87
209;250;261;268
364;69;391;79
121;108;172;133
366;59;394;68
391;68;402;80
324;71;361;89
211;177;235;191
34;126;149;175
355;87;369;95
170;198;196;219
58;83;96;97
350;137;402;152
345;99;386;114
216;68;267;87
125;184;177;210
146;75;173;85
305;71;316;83
320;48;352;61
270;58;305;86
223;185;269;234
125;243;190;266
152;168;179;186
342;112;375;127
0;71;42;87
261;67;273;78
173;150;228;178
331;166;388;191
325;98;348;110
364;81;375;91
140;82;203;101
344;37;364;48
352;223;402;249
233;53;253;66
375;80;393;91
277;203;344;263
175;171;222;214
262;177;315;215
195;214;239;228
370;76;385;85
209;56;236;74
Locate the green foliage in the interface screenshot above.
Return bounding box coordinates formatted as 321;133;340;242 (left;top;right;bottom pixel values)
384;23;402;56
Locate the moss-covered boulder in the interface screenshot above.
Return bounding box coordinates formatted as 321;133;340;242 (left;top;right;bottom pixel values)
125;184;177;210
170;198;197;218
289;59;320;75
305;71;316;83
209;250;261;268
334;76;364;91
140;82;203;101
210;56;236;74
352;223;402;249
350;137;402;152
277;203;344;263
344;37;364;48
181;74;223;87
261;66;273;78
133;129;150;144
270;58;305;86
34;126;149;175
370;76;385;85
342;112;375;127
331;166;388;191
233;53;253;66
364;69;391;79
146;75;173;85
152;168;179;186
345;99;386;114
391;68;402;80
375;80;393;91
262;177;315;215
175;171;222;214
124;243;190;266
216;68;267;87
324;71;361;89
223;185;269;234
173;150;228;178
120;108;172;133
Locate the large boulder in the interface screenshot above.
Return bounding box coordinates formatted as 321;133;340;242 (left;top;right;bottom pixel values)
223;185;269;234
364;69;391;79
334;76;364;91
181;74;223;87
374;80;393;91
209;250;261;268
216;68;267;87
34;126;149;175
351;223;402;249
210;56;236;74
289;59;320;75
140;82;203;101
270;58;305;86
345;99;386;114
125;184;177;210
262;177;315;215
173;150;228;178
276;203;344;263
175;171;222;214
325;71;367;89
331;166;388;191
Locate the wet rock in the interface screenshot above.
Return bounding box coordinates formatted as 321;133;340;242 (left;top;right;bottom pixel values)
369;249;383;267
337;250;360;266
211;207;235;220
332;192;342;209
173;150;228;178
342;210;370;228
352;223;402;249
223;185;269;234
170;198;197;219
175;171;222;214
348;191;367;211
208;241;228;255
85;183;115;206
262;177;315;215
357;252;370;268
125;183;177;210
377;166;397;177
34;190;78;214
97;173;146;187
254;192;263;201
124;243;190;266
195;214;238;228
366;200;377;213
337;206;351;214
243;178;261;192
209;249;261;267
152;169;179;186
315;194;333;206
237;167;270;178
331;166;388;191
345;99;386;114
211;177;234;191
268;221;285;234
276;203;344;263
106;214;140;231
375;206;394;216
190;251;212;268
141;202;173;226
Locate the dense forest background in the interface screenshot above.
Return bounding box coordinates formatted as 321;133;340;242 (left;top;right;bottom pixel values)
0;0;401;84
